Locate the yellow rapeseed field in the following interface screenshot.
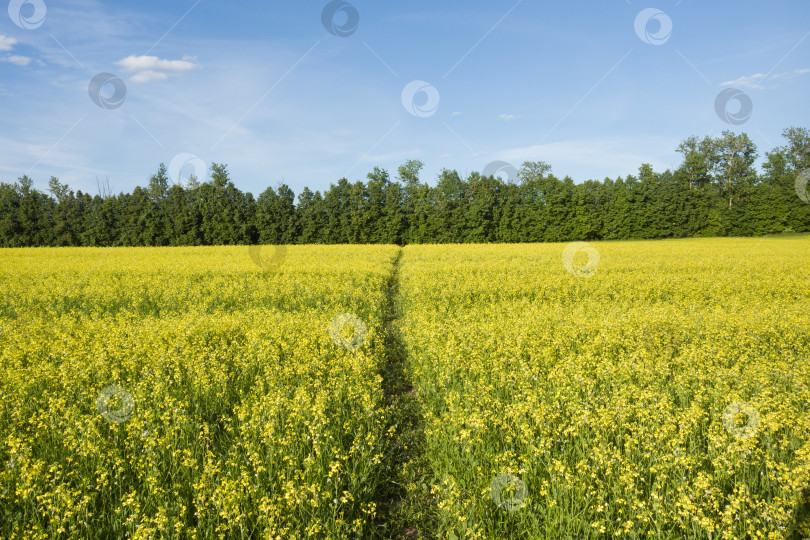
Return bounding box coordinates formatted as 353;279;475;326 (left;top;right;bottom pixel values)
1;237;808;539
0;245;399;538
398;237;810;539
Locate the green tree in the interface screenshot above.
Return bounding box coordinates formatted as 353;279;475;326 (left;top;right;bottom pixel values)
296;187;327;243
256;184;298;244
82;194;119;246
16;175;52;246
398;160;429;244
761;127;810;232
464;172;499;242
164;184;202;245
366;168;390;243
430;169;466;242
323;178;353;243
198;164;253;245
383;179;405;244
0;182;22;246
676;136;714;191
710;131;758;209
48;177;80;246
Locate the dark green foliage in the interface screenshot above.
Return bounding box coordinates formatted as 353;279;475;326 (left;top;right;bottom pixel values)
197;164;255;245
296;187;327;243
1;128;808;247
256;183;297;244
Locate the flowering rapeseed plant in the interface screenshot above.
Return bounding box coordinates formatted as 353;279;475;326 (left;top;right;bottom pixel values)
398;238;810;539
0;245;398;538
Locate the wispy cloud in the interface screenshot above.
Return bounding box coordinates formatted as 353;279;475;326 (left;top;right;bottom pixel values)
721;68;810;89
3;55;31;66
114;55;197;83
0;35;16;52
720;73;767;89
0;34;31;66
1;2;804;195
772;68;810;79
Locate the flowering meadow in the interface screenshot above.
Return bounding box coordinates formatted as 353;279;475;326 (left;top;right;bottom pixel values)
0;245;399;538
398;237;810;539
1;237;809;539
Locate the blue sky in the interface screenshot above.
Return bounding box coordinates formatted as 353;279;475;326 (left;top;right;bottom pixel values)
1;0;808;197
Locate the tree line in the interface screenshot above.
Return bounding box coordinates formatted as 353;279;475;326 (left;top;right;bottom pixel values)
1;127;808;248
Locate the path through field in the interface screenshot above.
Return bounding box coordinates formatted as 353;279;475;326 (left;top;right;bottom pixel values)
1;237;808;539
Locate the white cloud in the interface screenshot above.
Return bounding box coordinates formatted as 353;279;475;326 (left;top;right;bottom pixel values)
451;111;462;116
115;55;197;73
771;68;810;81
0;35;17;52
437;153;451;158
720;73;766;89
130;70;169;83
498;113;519;121
721;69;809;89
114;55;197;83
0;35;34;67
5;55;31;66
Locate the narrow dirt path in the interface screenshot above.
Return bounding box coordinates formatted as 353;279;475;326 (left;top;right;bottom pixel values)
373;248;436;539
